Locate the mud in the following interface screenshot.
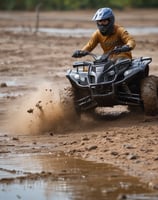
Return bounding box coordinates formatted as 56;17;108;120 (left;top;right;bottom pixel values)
1;154;158;200
0;9;158;194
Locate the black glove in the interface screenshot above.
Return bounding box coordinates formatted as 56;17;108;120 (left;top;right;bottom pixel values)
72;50;88;58
113;45;132;54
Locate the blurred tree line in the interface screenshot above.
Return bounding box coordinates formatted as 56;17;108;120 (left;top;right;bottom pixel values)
1;0;158;10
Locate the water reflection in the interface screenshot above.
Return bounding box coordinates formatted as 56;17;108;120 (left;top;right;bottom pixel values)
0;154;157;200
1;27;158;36
39;27;158;36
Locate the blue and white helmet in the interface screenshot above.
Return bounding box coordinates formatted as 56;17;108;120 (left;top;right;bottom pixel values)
92;8;114;21
92;8;115;35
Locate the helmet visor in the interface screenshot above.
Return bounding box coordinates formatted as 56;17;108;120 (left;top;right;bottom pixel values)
97;19;109;25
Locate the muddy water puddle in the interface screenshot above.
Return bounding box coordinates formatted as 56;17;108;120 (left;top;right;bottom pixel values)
0;154;157;200
1;27;158;36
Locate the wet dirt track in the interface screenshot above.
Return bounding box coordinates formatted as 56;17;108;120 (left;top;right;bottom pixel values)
0;9;158;197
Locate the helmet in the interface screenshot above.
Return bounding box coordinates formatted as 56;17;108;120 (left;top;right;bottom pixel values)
92;8;114;21
92;8;115;36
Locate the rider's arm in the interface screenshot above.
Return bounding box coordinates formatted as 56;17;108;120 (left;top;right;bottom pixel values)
81;31;99;52
118;26;136;50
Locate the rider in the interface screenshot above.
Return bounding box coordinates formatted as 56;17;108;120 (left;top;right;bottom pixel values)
72;7;136;61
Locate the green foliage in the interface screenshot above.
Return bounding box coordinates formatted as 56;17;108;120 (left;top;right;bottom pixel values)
107;0;129;9
130;0;158;7
0;0;15;10
0;0;158;10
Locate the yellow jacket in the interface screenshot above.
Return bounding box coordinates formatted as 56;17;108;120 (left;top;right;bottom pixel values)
82;24;136;59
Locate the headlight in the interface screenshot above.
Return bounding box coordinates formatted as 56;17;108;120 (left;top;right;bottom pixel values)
108;70;115;76
80;76;86;82
74;74;80;80
124;69;133;76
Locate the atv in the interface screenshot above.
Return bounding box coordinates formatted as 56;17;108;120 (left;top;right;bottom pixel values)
66;48;158;116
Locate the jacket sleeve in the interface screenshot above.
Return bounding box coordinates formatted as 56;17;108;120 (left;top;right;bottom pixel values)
118;26;136;49
81;31;99;52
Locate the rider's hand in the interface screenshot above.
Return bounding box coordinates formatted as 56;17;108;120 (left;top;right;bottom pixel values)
113;45;132;54
72;50;88;58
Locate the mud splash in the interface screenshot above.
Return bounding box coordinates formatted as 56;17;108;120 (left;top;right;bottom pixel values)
6;81;76;134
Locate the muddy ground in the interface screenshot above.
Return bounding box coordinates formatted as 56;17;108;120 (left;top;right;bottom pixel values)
0;9;158;190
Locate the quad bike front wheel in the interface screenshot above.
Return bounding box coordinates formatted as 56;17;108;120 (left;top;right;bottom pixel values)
141;75;158;115
60;87;98;119
59;86;81;120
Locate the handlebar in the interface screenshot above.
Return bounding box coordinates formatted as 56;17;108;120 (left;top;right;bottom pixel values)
84;49;115;62
73;45;131;61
